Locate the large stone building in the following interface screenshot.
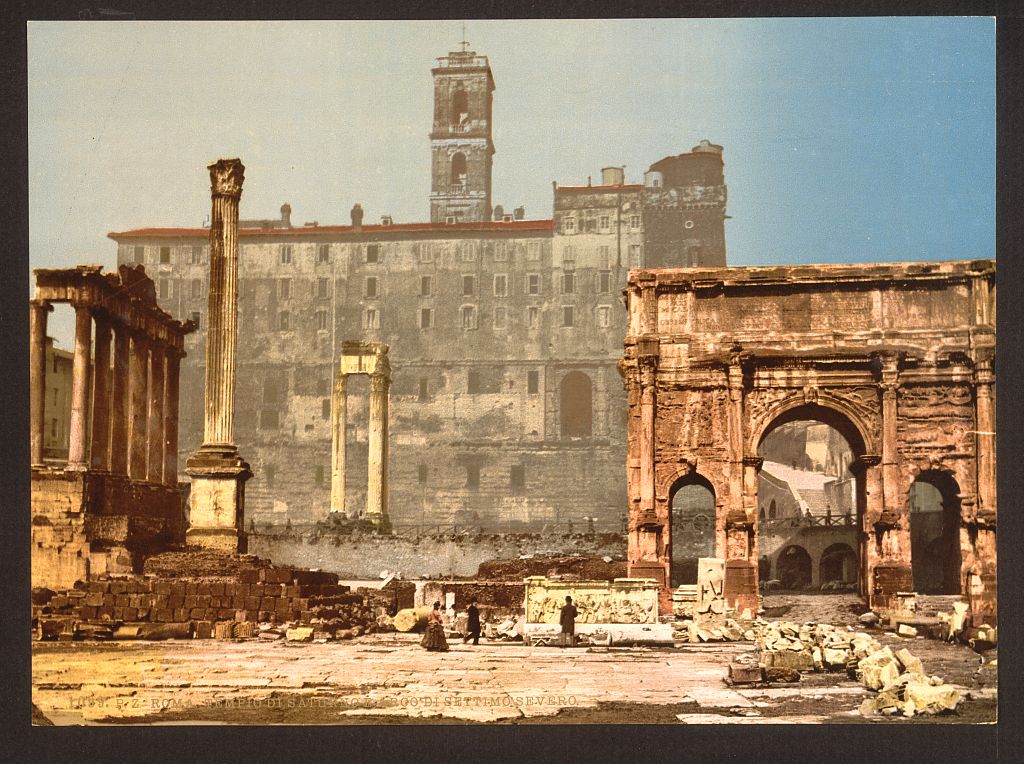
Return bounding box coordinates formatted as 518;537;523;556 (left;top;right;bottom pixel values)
108;46;729;531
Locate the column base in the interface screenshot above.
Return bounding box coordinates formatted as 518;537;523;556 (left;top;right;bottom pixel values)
185;444;251;555
869;562;913;611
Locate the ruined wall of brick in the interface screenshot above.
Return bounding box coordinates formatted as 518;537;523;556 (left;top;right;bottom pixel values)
248;532;626;579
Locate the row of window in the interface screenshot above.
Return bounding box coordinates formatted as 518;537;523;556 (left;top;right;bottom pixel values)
134;240;555;268
134;245;206;266
173;270;619;305
561;214;641;234
266;463;528;492
256;304;616;332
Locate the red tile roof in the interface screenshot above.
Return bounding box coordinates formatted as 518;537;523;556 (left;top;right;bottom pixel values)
108;219;555;240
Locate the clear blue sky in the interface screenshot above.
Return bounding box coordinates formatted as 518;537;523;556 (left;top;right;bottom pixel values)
28;18;994;346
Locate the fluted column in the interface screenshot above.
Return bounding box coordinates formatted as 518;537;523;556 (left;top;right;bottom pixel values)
330;371;347;515
29;300;52;467
66;303;93;470
109;324;131;475
366;369;390;525
147;343;165;482
163;349;181;485
127;331;149;480
89;315;113;471
202;158;244;446
186;158;252;553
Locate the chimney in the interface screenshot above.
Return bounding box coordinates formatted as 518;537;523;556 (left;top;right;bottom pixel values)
513;206;525;220
280;203;292;227
601;166;625;186
380;215;393;226
493;205;504;222
351;203;364;232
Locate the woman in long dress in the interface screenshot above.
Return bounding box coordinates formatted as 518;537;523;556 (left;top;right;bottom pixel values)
421;601;449;652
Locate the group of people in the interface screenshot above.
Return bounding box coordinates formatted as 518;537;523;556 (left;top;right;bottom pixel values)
421;595;579;651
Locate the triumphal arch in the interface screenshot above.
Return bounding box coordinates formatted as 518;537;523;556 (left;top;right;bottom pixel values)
621;260;995;618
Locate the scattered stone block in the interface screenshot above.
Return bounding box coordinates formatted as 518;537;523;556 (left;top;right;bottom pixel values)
897;624;918;637
286;627;314;642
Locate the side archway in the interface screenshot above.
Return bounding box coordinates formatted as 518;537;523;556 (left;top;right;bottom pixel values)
668;473;716;587
909;470;962;594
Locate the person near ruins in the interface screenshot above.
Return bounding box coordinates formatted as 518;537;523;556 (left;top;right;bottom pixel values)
463;600;481;645
422;601;449;652
559;595;578;647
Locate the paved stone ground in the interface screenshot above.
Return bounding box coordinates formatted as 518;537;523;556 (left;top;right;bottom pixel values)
32;624;996;725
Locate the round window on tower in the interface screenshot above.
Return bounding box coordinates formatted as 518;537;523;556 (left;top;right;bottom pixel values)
684;220;695;230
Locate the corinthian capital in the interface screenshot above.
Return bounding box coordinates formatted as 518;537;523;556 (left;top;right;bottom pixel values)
209;158;245;198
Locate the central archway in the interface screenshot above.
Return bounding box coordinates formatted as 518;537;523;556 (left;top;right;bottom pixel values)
755;401;868;596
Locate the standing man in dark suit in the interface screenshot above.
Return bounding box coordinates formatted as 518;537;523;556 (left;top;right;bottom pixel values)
463;599;481;645
559;596;578;647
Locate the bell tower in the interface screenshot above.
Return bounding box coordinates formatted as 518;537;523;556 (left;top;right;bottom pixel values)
429;39;495;223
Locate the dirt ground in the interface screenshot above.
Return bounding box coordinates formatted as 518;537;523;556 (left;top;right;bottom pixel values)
32;596;997;726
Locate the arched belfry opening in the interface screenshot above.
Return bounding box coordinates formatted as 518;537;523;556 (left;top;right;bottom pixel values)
669;474;716;587
559;371;593;438
909;470;962;594
451;89;469;128
450;152;467;187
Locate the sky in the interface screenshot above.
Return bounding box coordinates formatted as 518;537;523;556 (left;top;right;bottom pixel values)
28;18;995;347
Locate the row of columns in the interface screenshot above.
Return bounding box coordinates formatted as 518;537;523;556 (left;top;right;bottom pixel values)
29;298;182;485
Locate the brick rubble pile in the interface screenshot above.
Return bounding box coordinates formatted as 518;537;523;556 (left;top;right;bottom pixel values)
33;562;397;642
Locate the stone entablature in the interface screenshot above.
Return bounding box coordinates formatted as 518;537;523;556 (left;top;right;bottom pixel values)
622;260;996;617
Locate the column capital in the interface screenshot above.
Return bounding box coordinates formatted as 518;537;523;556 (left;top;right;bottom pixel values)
29;298;53;313
742;455;764;470
209;158;245;199
370;370;390;392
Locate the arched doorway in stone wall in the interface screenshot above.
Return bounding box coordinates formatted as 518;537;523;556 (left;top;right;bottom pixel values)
820;543;858;587
909;471;962;594
755;402;867;595
776;545;812;590
668;473;716;587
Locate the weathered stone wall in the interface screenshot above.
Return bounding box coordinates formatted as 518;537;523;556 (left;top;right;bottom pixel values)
248;531;626;579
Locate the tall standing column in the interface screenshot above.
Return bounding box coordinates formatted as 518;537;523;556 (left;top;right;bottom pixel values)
109;324;131;475
89;315;113;471
186;158;252;552
127;331;149;480
146;343;166;482
29;300;52;467
163;349;181;486
67;304;93;470
330;371;347;515
366;367;390;528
